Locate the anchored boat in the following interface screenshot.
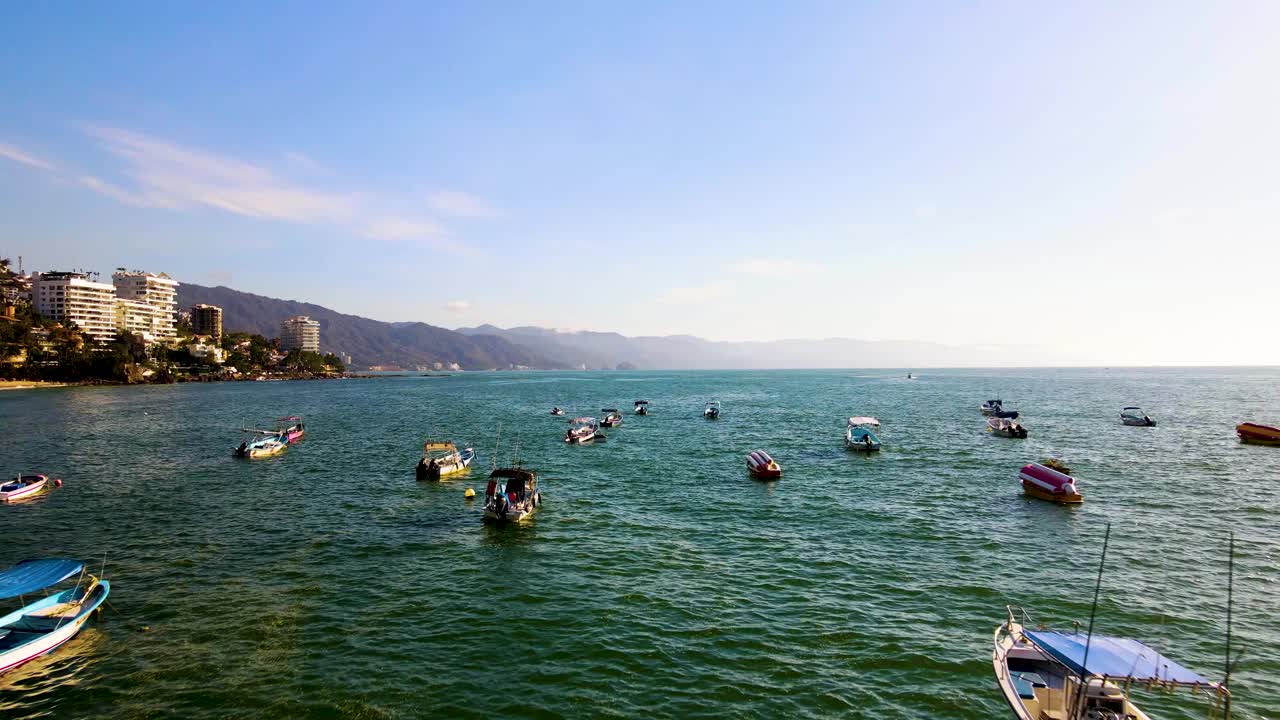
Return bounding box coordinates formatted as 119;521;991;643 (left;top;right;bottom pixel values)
565;417;605;444
845;417;882;451
600;408;623;427
551;407;565;416
1237;422;1280;446
233;432;287;458
1120;407;1156;427
275;415;306;442
1018;463;1082;504
989;417;1028;439
0;558;110;675
704;400;721;420
634;400;649;415
415;441;476;481
1;475;49;503
746;449;782;479
981;399;1004;415
483;467;541;523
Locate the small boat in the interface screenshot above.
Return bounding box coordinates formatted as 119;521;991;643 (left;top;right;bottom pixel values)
483;467;541;523
233;432;288;458
551;407;565;416
988;417;1028;438
704;400;721;420
0;558;110;675
906;372;913;379
634;400;649;415
1041;458;1072;475
1018;463;1082;504
415;441;476;481
993;605;1227;720
991;408;1021;419
845;417;882;451
746;450;782;479
1120;407;1156;427
565;417;605;444
981;399;1004;415
275;415;306;442
1236;422;1280;446
1;475;49;503
600;409;623;427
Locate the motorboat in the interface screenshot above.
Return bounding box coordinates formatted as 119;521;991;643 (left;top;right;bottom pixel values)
415;441;476;481
565;417;604;444
993;605;1227;720
551;407;565;416
600;408;624;427
1;475;49;503
275;415;306;442
1018;463;1082;504
704;400;721;420
906;372;913;379
0;558;110;675
233;432;288;458
1120;407;1156;427
1236;422;1280;446
845;417;882;451
988;417;1028;439
483;467;541;523
992;407;1021;419
634;400;649;415
981;399;1004;415
746;450;782;479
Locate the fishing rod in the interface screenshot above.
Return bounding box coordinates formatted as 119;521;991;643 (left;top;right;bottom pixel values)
1072;522;1111;719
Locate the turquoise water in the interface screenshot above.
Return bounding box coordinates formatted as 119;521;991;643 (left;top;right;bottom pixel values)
0;368;1276;719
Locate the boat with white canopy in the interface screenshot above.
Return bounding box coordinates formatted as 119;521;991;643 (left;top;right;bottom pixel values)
634;400;649;415
1120;407;1156;427
600;408;623;427
704;400;721;420
565;417;604;444
415;441;475;481
0;558;110;674
845;417;882;451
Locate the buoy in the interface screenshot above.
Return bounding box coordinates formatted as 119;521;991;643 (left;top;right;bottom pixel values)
140;625;151;632
54;478;63;488
463;487;475;499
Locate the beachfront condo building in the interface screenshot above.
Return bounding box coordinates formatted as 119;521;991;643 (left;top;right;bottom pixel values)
112;270;179;342
30;271;119;342
281;315;321;352
191;303;223;341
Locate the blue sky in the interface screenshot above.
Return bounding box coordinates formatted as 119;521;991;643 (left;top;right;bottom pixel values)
2;2;1278;363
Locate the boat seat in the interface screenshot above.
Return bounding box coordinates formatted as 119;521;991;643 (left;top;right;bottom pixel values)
1011;672;1047;699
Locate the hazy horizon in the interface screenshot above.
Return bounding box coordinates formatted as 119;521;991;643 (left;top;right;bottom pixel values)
3;3;1278;365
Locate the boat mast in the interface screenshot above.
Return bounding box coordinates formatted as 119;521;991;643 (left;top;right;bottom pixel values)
1073;523;1111;719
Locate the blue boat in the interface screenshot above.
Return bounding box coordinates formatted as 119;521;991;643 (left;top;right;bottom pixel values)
0;559;110;674
845;417;882;451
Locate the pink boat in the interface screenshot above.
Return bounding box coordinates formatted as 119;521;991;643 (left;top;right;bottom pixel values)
1;474;49;503
276;416;305;443
1018;463;1083;504
747;450;782;479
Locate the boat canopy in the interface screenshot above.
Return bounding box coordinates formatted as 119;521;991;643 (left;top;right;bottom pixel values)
601;408;619;413
1122;407;1142;411
571;417;596;424
706;400;720;406
0;558;83;600
277;416;303;422
490;468;536;482
423;441;457;452
635;400;649;405
848;416;880;427
1024;630;1214;686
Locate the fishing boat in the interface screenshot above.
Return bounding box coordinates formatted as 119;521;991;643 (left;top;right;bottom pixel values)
415;441;476;481
981;399;1004;415
275;416;306;442
845;417;882;451
634;400;649;415
0;558;110;674
1120;407;1156;427
483;467;541;523
704;400;721;420
233;432;288;458
550;407;565;416
992;407;1021;419
600;408;623;427
993;605;1228;720
1018;463;1082;504
988;417;1028;438
564;417;604;444
1236;422;1280;446
746;450;782;479
1;475;49;503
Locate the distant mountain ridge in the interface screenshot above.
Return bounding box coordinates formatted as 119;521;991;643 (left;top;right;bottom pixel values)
176;284;562;370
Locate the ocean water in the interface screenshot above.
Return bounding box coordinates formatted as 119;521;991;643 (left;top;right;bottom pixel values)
0;368;1276;719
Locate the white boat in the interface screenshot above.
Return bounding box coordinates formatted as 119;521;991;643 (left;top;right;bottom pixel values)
483;468;541;523
415;441;476;481
1;474;49;503
0;559;110;675
233;432;287;458
981;399;1004;415
550;407;565;416
845;417;882;451
634;400;649;415
1120;407;1156;427
704;401;721;420
988;417;1028;438
600;408;623;427
565;417;604;444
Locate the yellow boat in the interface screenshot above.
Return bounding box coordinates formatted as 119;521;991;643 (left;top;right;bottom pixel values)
415;441;475;481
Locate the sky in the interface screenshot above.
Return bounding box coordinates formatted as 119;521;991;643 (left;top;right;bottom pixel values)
2;2;1278;365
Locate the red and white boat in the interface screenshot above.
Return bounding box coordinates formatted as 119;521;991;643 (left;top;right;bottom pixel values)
1237;422;1280;446
276;416;305;443
1;474;48;503
1018;463;1082;504
746;450;782;479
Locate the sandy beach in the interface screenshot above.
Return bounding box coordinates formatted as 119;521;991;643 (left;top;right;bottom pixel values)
0;380;67;391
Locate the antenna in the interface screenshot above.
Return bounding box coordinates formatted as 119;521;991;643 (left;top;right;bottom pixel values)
491;422;501;471
1074;523;1111;717
1223;531;1234;718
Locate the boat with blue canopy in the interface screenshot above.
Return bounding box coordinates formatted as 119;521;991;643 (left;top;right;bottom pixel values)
0;558;110;675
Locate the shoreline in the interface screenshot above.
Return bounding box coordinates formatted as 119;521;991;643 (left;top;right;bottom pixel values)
0;380;70;391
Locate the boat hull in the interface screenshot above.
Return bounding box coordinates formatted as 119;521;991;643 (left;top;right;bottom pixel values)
1;475;48;502
746;450;782;479
416;449;475;481
1018;463;1082;504
1238;423;1280;446
1021;482;1083;504
0;580;110;675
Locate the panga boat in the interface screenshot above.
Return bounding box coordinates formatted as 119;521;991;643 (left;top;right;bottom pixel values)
565;417;604;444
989;417;1029;438
551;407;565;416
1237;422;1280;446
1;475;49;503
0;558;110;675
415;441;476;481
275;415;306;442
483;467;541;523
1018;463;1082;504
993;605;1227;720
233;432;287;458
634;400;649;415
746;450;782;479
704;400;721;419
600;408;623;427
1120;407;1156;427
845;417;882;451
981;399;1004;415
992;407;1021;419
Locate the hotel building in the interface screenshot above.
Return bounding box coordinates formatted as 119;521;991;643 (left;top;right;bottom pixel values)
113;270;179;342
191;304;223;341
280;315;321;352
29;271;119;342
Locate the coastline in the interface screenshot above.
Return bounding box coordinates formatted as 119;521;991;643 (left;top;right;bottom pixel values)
0;380;69;391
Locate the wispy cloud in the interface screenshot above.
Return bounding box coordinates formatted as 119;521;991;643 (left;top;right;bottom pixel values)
656;282;730;305
428;190;498;218
727;258;823;278
283;151;328;174
0;142;57;171
444;300;470;312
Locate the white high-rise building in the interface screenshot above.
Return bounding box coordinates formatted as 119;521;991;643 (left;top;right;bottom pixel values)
112;270;179;342
280;316;321;352
30;271;119;342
